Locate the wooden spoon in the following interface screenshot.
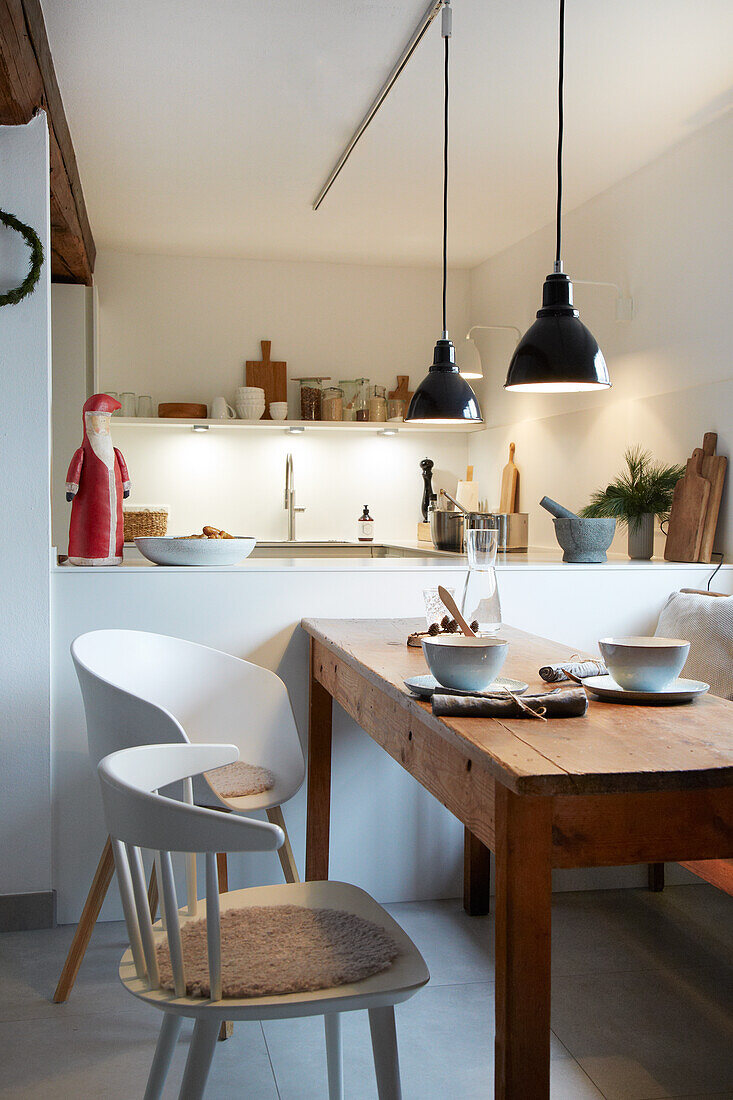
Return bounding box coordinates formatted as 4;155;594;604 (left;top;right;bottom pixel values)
437;586;476;637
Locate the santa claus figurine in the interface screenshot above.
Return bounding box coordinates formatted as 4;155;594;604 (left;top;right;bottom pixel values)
66;393;131;566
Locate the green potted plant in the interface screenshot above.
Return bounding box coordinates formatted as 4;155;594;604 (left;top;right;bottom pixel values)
580;446;684;560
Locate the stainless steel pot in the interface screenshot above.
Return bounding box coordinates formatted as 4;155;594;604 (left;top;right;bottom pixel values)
464;511;529;551
429;508;464;552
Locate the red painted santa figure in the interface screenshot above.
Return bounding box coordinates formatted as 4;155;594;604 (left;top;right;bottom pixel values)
66;394;131;566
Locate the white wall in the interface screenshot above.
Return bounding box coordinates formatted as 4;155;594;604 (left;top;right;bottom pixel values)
0;115;53;897
467;111;733;557
91;251;472;539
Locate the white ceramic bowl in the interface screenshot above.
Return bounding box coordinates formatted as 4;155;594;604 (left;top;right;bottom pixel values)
270;402;288;420
135;536;256;567
235;387;265;399
421;635;509;692
236;402;266;421
598;635;690;692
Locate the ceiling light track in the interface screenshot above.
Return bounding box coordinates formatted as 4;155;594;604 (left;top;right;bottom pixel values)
312;0;444;211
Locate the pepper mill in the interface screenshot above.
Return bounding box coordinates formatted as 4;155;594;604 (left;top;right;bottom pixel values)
420;457;434;522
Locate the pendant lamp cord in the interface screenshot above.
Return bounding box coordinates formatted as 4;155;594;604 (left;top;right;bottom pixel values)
442;28;449;335
555;0;565;270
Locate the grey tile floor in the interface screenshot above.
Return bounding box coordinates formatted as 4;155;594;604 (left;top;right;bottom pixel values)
0;884;731;1098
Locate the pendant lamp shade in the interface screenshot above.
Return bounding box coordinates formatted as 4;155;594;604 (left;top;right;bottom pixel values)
505;0;611;394
458;336;483;380
505;273;609;392
407;339;482;423
405;2;482;425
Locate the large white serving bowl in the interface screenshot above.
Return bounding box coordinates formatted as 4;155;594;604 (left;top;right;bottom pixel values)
135;536;256;567
598;635;690;692
422;634;509;692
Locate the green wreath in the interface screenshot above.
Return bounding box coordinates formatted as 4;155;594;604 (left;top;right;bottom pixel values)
0;209;44;307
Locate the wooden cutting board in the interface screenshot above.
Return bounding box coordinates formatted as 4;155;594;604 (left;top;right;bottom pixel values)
664;448;711;562
499;443;519;513
388;375;413;411
456;465;479;512
699;432;727;563
245;340;287;420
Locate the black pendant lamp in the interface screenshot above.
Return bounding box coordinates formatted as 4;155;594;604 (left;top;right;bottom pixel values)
406;1;482;424
504;0;610;393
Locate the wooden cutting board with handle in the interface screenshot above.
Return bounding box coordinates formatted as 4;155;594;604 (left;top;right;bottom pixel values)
456;465;479;512
699;431;727;563
664;447;711;562
499;442;519;513
246;340;287;419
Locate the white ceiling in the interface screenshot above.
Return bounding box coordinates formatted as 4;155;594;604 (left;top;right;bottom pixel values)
42;0;733;268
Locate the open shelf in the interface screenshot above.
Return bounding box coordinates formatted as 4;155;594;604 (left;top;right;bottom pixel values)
112;417;485;434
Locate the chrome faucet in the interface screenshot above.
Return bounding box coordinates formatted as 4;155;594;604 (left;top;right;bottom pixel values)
284;453;305;541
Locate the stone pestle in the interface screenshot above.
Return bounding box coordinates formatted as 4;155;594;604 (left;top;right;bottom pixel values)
539;496;579;520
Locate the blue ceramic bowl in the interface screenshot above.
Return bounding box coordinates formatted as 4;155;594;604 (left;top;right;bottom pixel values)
598;636;690;692
422;635;509;692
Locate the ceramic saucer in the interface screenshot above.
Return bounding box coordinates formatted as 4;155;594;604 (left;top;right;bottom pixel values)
403;674;528;699
582;674;709;705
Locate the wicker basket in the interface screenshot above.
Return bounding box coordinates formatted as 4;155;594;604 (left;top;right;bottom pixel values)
123;506;168;542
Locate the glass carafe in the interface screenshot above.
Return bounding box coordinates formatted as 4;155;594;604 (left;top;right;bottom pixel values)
460;526;502;635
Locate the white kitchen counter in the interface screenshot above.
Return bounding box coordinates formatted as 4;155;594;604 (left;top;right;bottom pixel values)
51;548;731;924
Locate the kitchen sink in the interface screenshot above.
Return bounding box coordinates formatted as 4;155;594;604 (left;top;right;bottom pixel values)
248;541;444;559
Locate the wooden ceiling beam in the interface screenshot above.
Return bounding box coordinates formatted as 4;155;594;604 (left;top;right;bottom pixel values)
0;0;95;284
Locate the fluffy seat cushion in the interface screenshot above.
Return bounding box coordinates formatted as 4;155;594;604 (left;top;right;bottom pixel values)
656;591;733;699
205;761;275;798
156;905;399;998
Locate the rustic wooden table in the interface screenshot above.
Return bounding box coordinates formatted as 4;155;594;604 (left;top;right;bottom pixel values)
301;618;733;1099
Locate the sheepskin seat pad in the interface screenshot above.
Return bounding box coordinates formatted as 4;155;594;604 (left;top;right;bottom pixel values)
205;761;275;798
156;905;400;998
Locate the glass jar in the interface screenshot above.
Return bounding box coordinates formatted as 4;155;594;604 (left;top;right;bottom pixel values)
299;378;324;420
460;526;502;635
339;380;359;421
369;385;387;422
321;386;343;421
355;378;370;422
387;398;405;422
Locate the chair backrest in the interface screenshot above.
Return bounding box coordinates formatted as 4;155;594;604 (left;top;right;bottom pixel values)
72;631;305;792
98;742;283;998
656;591;733;699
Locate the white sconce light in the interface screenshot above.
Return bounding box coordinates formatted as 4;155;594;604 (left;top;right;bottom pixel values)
459;325;521;380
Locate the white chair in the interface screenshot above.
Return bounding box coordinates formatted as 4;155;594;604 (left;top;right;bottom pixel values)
99;741;429;1099
54;629;305;1003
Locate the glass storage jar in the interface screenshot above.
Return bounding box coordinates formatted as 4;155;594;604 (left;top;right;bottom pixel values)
387;398;405;421
321;386;343;421
369;385;387;422
339;380;359;421
298;378;325;420
355;378;370;422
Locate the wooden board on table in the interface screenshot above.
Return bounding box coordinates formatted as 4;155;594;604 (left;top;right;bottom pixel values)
664;448;711;562
699;432;727;563
456;465;479;512
499;443;519;513
388;375;413;413
245;340;287;419
301;617;733;797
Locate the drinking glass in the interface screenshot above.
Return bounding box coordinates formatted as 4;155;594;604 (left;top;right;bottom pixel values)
423;586;455;629
137;395;154;417
461;526;502;635
119;392;137;417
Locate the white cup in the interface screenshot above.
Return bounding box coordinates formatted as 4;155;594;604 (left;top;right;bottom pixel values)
270;401;288;420
211;397;237;419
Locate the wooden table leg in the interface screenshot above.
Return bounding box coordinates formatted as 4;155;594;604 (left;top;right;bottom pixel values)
305;638;334;881
463;826;491;916
495;785;552;1099
53;836;115;1003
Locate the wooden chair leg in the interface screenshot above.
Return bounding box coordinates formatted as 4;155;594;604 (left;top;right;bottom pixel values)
266;805;301;883
53;836;115;1003
147;860;159;920
325;1013;343;1100
216;853;233;1041
648;862;665;892
368;1006;402;1100
143;1014;182;1100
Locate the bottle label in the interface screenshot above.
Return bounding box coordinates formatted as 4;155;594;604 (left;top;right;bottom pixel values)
358;520;374;542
